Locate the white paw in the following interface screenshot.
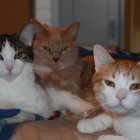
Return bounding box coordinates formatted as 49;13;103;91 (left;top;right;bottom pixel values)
77;119;98;134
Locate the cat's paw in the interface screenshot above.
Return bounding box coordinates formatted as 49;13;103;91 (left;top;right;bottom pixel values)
77;119;98;134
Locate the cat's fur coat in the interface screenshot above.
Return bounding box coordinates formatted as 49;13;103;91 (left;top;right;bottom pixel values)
77;45;140;140
0;24;54;123
31;19;94;116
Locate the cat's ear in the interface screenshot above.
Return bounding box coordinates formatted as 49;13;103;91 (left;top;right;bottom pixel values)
136;62;140;66
18;23;34;46
65;22;80;41
30;19;48;39
44;24;49;28
93;44;114;72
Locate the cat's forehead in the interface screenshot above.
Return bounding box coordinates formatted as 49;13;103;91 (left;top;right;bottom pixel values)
1;40;16;59
104;60;140;81
2;40;14;50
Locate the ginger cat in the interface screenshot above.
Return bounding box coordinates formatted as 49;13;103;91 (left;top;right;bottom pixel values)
30;19;95;116
77;45;140;140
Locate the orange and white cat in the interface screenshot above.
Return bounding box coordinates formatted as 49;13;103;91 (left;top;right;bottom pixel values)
77;45;140;140
30;19;94;116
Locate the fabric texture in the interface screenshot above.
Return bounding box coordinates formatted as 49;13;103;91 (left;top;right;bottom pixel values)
0;109;44;140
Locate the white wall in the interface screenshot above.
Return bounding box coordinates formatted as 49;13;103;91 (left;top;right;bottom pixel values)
35;0;59;26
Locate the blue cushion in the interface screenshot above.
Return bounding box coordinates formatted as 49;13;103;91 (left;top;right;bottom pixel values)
0;109;43;140
78;47;140;60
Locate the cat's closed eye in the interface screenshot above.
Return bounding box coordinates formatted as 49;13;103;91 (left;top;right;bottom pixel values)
130;83;140;90
60;45;69;52
42;46;51;52
14;52;24;59
104;80;115;88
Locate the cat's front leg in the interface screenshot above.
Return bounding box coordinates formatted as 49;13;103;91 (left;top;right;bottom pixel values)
77;113;113;134
98;135;132;140
48;88;94;115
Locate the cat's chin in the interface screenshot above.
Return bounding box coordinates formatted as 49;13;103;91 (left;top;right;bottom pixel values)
1;73;18;81
106;105;134;115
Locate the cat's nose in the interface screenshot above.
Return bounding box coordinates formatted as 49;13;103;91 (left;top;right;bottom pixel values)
116;89;127;101
6;66;13;72
53;57;59;62
116;94;126;101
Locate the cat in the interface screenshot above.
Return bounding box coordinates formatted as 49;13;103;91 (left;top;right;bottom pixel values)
0;24;54;123
77;44;140;140
30;19;94;116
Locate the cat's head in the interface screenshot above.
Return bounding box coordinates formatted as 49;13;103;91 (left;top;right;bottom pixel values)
0;24;34;80
93;45;140;115
31;19;80;71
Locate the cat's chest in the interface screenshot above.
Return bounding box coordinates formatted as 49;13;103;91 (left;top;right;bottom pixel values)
0;74;37;103
113;116;140;139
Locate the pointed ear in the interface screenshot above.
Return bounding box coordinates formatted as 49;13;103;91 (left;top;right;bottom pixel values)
93;44;114;72
136;62;140;66
44;24;49;28
19;23;34;46
65;22;80;41
30;19;47;39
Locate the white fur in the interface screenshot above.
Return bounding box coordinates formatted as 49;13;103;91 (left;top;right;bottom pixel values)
34;65;53;72
98;135;131;140
97;72;140;114
0;41;53;118
47;87;93;115
77;113;113;133
0;41;93;119
0;41;24;77
77;45;140;140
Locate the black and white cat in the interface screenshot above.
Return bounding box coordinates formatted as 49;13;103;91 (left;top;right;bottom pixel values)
0;24;53;123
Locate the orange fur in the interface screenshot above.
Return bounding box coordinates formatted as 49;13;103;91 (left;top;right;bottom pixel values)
30;20;103;117
92;59;140;98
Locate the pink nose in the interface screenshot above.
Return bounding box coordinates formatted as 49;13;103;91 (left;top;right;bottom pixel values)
116;95;126;101
6;66;13;72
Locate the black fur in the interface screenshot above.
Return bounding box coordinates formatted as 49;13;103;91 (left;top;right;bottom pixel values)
0;34;34;62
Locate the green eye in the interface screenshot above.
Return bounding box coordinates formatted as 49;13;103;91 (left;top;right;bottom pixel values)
61;45;69;51
0;55;3;60
14;52;23;59
130;83;140;90
43;46;50;52
104;80;115;88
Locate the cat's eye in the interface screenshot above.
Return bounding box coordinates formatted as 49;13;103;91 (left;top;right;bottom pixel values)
0;55;3;60
60;45;69;51
130;83;140;90
14;52;24;59
104;80;115;88
43;46;51;52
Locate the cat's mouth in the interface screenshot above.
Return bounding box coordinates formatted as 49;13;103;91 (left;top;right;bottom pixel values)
107;103;135;115
2;74;17;81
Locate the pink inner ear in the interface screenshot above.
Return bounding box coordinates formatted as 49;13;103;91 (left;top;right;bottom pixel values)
93;44;114;72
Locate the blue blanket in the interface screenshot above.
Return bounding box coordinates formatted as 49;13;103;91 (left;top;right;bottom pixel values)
79;47;140;60
0;109;43;140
